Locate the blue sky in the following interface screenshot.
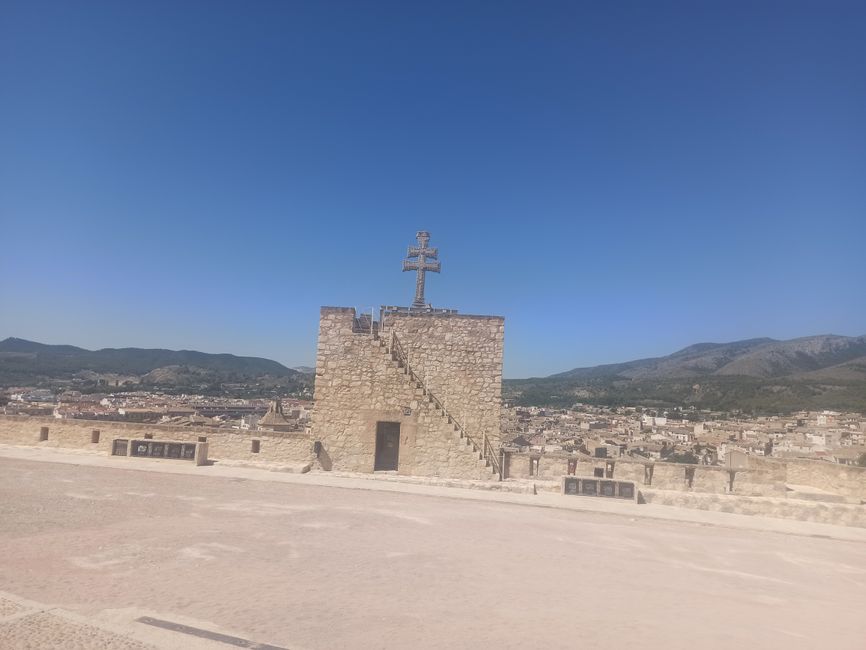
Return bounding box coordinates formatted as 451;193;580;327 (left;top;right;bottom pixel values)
1;1;864;377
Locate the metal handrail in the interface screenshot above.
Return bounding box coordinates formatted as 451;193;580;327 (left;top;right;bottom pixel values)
386;331;501;480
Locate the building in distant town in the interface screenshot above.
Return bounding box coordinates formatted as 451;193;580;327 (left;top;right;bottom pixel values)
257;399;295;433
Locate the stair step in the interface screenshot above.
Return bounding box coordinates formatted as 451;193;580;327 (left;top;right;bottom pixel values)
383;342;501;480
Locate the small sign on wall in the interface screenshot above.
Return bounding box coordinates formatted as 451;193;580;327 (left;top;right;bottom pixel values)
561;476;639;502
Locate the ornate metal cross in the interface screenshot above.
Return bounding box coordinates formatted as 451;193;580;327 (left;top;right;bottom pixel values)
402;230;441;308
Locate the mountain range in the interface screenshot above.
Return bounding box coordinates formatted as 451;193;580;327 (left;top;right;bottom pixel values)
506;334;866;413
3;334;865;412
0;337;307;394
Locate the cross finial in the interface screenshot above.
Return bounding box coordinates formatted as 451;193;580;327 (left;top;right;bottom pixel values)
402;230;441;308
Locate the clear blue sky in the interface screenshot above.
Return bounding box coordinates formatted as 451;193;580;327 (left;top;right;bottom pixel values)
1;1;864;378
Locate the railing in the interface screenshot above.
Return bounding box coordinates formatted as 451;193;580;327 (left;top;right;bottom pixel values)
385;330;502;480
352;311;378;336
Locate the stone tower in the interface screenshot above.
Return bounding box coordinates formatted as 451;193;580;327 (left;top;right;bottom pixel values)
311;233;505;480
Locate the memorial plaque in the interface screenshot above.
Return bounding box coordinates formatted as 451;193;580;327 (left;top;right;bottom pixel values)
123;440;198;461
112;439;128;456
601;481;616;497
581;480;598;496
618;483;634;499
563;477;578;495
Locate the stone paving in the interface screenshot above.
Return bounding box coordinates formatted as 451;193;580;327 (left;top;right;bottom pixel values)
0;593;156;650
1;452;865;649
2;444;864;542
1;611;154;650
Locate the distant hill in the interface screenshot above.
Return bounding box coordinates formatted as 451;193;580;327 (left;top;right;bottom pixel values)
507;334;866;413
0;338;305;393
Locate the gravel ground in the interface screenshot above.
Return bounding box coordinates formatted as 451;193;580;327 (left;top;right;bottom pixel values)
0;457;864;650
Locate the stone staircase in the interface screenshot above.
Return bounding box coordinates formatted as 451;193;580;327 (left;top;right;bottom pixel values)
373;332;501;481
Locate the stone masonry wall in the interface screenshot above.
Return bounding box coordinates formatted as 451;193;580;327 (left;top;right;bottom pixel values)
733;469;787;497
386;310;504;446
641;490;866;527
502;452;852;501
311;307;498;479
0;415;312;465
785;459;866;500
502;453;648;483
612;461;649;484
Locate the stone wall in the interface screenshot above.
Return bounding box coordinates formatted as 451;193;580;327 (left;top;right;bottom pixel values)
502;453;649;484
642;489;866;528
691;466;731;494
785;459;866;500
567;459;590;476
502;452;852;501
385;310;504;446
612;460;649;484
732;468;788;497
503;453;532;480
649;463;689;490
310;307;500;480
534;454;569;481
502;450;865;525
0;415;312;465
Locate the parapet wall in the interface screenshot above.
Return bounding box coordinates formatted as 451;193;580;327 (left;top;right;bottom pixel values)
785;459;866;500
0;415;312;465
641;490;866;528
502;451;856;500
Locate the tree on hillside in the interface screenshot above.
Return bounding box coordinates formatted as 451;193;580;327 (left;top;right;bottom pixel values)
666;451;700;464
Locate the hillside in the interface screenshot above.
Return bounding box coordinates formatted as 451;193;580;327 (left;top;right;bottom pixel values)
0;338;307;395
508;334;866;413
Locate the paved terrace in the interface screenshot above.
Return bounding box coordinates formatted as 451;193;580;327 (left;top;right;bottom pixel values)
0;446;864;649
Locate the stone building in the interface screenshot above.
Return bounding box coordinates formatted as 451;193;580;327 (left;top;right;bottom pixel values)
311;231;505;480
257;399;295;432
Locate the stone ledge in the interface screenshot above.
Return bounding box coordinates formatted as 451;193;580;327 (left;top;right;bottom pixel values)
215;459;312;473
315;470;535;493
641;488;866;528
0;414;310;440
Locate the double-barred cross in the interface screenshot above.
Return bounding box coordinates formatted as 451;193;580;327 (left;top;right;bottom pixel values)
402;231;441;308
